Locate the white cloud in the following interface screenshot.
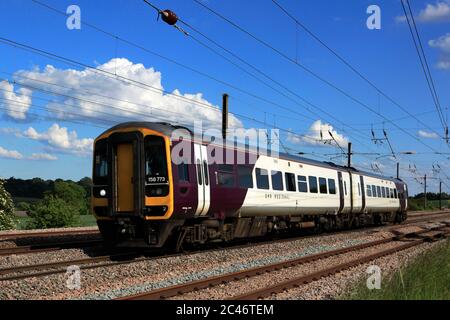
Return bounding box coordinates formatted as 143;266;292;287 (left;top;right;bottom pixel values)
418;1;450;22
9;58;243;129
429;33;450;70
0;80;32;120
395;15;407;23
29;153;58;161
0;146;23;160
429;33;450;52
23;123;93;156
395;1;450;23
418;130;440;139
287;120;349;147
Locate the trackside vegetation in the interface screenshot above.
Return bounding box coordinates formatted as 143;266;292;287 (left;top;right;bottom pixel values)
5;177;94;229
0;179;15;230
344;240;450;300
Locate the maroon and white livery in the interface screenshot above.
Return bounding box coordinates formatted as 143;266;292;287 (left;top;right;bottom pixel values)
92;122;408;250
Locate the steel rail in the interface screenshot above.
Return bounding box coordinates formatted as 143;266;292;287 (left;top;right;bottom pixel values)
116;226;447;300
0;239;102;257
231;231;449;300
0;229;100;241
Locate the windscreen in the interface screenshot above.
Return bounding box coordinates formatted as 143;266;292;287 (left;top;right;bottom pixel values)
145;136;168;185
93;139;108;185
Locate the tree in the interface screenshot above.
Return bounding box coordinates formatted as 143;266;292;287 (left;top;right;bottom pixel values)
0;179;15;230
52;181;89;215
27;195;80;229
77;177;92;197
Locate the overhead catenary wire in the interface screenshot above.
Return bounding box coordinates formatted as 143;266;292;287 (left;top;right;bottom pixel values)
187;0;449;161
31;0;397;157
138;0;380;145
0;33;379;158
31;0;383;160
0;74;326;145
401;0;447;132
270;0;444;140
29;0;322;131
2;0;442;176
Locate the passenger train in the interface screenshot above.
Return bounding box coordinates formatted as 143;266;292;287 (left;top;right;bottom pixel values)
92;122;408;249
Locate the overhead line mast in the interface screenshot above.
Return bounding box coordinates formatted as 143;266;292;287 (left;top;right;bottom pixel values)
270;0;443;141
186;0;449;159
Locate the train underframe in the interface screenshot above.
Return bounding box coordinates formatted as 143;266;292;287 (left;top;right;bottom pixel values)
97;210;408;251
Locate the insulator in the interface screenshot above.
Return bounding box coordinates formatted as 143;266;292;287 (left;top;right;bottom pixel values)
160;10;178;26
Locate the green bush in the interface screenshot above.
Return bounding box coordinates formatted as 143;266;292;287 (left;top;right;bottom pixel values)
0;179;15;230
52;181;89;215
27;195;80;229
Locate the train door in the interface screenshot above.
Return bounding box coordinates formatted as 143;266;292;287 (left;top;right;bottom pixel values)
337;172;345;213
109;132;143;215
194;144;211;216
351;174;362;213
116;143;134;212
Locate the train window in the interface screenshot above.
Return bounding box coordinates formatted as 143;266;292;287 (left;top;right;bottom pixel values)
217;172;235;188
297;176;308;193
178;163;189;182
238;166;253;189
309;176;318;193
328;179;336;194
145;136;168;184
366;185;372;197
376;186;382;198
381;187;386;198
390;188;394;198
196;160;203;186
256;168;269;190
218;164;234;172
319;178;328;194
285;173;296;192
394;189;398;198
203;161;209;186
271;171;284;191
372;185;377;197
344;181;347;196
94;139;108;185
217;163;234;188
358;183;361;196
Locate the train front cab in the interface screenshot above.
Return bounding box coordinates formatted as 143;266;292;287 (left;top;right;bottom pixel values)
91;128;180;247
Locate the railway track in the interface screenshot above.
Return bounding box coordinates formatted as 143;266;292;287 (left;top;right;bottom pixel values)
117;223;449;300
407;210;450;218
0;239;102;257
1;213;449;282
0;229;100;241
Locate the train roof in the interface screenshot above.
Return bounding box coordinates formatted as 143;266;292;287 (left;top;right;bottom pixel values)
100;122;406;184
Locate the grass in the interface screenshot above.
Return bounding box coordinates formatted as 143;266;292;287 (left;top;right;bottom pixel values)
14;214;97;230
344;240;450;300
408;198;450;211
78;214;97;227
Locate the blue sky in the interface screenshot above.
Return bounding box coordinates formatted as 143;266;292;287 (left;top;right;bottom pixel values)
0;0;449;195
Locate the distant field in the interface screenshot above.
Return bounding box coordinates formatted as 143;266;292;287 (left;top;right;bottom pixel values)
344;240;450;300
408;198;450;211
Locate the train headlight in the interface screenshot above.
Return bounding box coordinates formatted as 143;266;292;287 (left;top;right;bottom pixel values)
100;189;106;197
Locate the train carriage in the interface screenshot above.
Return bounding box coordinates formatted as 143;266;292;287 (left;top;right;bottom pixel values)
92;122;408;249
